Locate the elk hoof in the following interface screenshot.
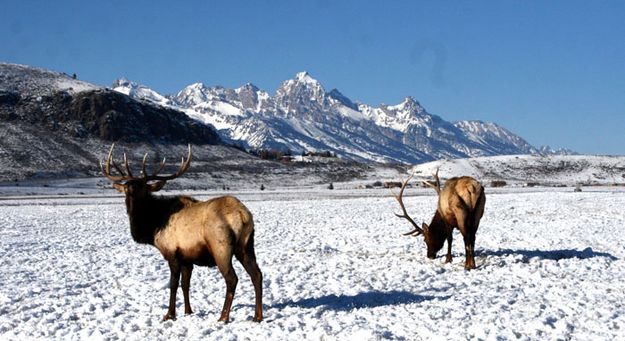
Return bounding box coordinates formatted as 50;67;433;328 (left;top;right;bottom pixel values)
253;316;263;323
445;256;453;263
163;313;176;321
185;309;194;315
218;316;230;324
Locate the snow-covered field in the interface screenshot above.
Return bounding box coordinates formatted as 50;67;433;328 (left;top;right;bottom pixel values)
1;186;624;340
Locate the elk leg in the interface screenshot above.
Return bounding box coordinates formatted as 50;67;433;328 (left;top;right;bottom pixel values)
181;264;194;315
235;236;263;322
445;234;453;263
216;253;238;323
463;233;476;270
164;260;181;321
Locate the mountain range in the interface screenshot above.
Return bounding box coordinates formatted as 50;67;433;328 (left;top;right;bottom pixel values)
1;62;382;184
113;72;565;164
0;61;573;183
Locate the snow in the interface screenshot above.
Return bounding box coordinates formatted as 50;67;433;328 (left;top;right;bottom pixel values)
336;106;365;121
182;108;235;131
206;101;244;117
0;62;101;96
295;71;317;85
54;79;100;94
1;186;624;340
412;155;625;186
112;79;170;107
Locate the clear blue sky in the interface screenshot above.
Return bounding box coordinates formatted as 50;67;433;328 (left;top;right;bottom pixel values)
2;1;624;155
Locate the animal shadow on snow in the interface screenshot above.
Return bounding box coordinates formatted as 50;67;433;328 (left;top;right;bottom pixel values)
479;247;617;262
271;290;444;313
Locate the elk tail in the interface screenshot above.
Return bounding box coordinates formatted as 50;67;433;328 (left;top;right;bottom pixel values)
471;185;486;229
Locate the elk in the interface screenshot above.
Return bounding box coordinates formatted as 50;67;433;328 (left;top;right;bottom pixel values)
101;144;263;323
392;169;486;270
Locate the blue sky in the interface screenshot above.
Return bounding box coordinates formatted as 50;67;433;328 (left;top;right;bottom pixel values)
2;1;624;155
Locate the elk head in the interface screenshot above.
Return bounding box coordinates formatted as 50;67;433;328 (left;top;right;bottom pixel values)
100;144;192;199
392;169;448;259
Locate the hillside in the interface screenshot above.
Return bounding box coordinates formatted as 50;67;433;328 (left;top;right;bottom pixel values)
411;155;625;186
0;63;377;185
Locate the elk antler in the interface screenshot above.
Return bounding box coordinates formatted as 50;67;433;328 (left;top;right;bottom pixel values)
422;167;441;195
101;144;137;182
143;144;192;181
101;144;192;182
391;172;424;236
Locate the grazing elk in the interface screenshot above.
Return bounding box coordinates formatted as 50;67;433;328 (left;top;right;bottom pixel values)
101;144;263;323
392;169;486;269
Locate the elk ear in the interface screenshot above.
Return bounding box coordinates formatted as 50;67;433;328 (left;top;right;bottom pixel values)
112;183;127;193
148;181;166;192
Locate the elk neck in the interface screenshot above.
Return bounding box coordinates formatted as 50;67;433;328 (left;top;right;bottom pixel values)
124;193;188;245
426;209;449;254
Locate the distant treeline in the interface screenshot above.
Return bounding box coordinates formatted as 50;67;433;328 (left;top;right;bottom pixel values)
245;148;337;161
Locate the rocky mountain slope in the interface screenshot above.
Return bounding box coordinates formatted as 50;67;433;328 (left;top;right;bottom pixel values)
3;62;587;187
115;72;546;164
1;63;374;185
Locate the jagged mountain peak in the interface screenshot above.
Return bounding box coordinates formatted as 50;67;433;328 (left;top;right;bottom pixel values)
112;77;170;106
236;82;260;92
294;71;317;84
109;68;548;164
111;77;132;88
401;96;419;106
279;71;324;90
187;82;207;90
328;88;358;110
385;96;425;114
275;71;329;114
454;120;537;155
538;145;578;156
172;82;215;107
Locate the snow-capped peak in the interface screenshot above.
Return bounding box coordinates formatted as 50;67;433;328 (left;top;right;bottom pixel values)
112;78;170;106
187;82;207;90
172;82;213;106
295;71;317;84
387;96;424;113
108;67;547;164
236;82;260;93
274;71;329;113
111;77;133;88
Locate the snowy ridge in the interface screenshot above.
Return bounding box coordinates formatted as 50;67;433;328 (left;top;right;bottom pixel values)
453;120;537;155
0;62;100;97
111;78;171;107
113;71;548;164
411;154;625;185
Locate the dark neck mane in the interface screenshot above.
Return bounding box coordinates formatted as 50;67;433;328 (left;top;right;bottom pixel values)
428;209;449;253
125;194;187;245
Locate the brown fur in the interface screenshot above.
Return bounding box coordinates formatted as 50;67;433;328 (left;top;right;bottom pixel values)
423;176;486;269
102;145;263;322
109;180;263;323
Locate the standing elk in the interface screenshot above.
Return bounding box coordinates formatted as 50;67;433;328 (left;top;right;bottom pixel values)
101;144;263;322
392;169;486;270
